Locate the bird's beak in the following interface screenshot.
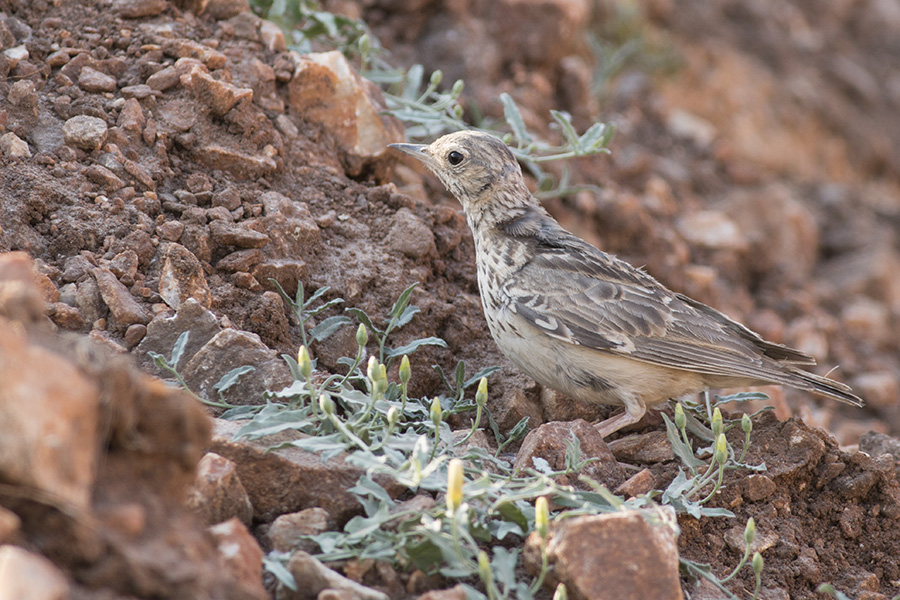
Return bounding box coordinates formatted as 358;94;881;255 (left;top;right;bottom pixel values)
388;143;436;169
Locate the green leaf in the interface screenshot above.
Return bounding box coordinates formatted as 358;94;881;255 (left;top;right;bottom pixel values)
310;315;352;342
550;110;579;147
148;351;168;369
307;297;345;318
304;285;331;309
385;337;447;358
394;304;420;329
170;330;191;367
388;283;419;323
219;405;262;420
234;407;313;440
500;93;531;145
213;365;256;394
462;365;501;389
282;353;302;381
662;413;706;470
262;553;296;591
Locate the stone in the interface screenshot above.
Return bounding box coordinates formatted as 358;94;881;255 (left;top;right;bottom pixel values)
211;419;401;523
251;259;307;294
157;242;212;309
288;51;403;177
106;249;139;284
724;523;778;555
217;248;264;272
182;329;292;408
113;0;168;17
147;65;180;91
209;220;270;249
48;302;85;330
188;452;254;526
859;431;900;462
280;550;389;600
246;191;320;257
136;298;222;374
388;208;436;259
203;0;251;20
186;68;253;117
118;98;146;134
514;420;625;488
193;144;278;179
123;157;156;190
92;267;150;329
740;474;777;502
78;66;117;93
676;210;748;252
85;164;125;193
259;19;286;52
63;115;108;150
0;320;99;511
0;253;50;326
613;468;655;498
416;585;468;600
123;323;147;348
265;507;332;553
156;220;185;242
532;508;683;600
75;276;106;325
608;431;675;464
0;132;30;158
0;546;69;600
209;518;267;600
2;45;28;67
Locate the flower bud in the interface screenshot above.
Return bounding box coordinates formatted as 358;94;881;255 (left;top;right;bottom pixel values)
674;402;686;430
451;79;464;98
430;397;443;428
477;550;493;588
744;517;756;546
742;413;752;434
429;69;443;88
367;356;379;383
552;583;568;600
714;433;728;465
387;406;399;428
711;406;723;437
475;377;488;407
447;458;463;511
399;355;411;385
298;346;311;379
356;323;368;348
535;496;550;539
752;552;764;575
319;394;335;416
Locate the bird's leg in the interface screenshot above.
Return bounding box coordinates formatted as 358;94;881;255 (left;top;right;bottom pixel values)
594;392;647;438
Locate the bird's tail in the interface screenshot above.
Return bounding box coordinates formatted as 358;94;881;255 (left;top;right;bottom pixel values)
789;368;865;407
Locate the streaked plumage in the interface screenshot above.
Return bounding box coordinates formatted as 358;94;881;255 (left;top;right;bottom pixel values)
390;131;863;436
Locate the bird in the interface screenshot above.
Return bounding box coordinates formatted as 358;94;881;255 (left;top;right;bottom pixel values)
389;130;863;437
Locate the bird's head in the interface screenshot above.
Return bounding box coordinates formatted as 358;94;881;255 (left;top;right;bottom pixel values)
389;131;533;222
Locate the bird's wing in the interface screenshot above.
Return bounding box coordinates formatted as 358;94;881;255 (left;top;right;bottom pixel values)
505;241;816;381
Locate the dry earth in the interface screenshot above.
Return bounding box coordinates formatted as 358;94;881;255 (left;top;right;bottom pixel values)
1;0;900;598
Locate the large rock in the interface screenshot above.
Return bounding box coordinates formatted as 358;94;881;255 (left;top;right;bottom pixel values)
527;508;683;600
157;242;212;309
287;51;403;178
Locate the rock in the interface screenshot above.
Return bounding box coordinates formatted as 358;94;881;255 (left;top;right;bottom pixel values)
859;431;900;462
724;523;778;555
666;108;717;147
489;386;543;433
188;452;254;526
608;431;675;464
251;259;307;294
75;276;106;325
416;585;468;600
531;508;683;600
259;19;286;52
0;546;69;600
676;210;748;252
136;298;222;373
84;164;125;193
78;66;117;93
211;419;401;523
186;68;253;117
203;0;250;20
0;320;99;511
156;219;185;241
123;157;156;190
388;208;436;259
217;248;264;273
106;249;139;284
117;97;146;134
193;144;278;179
514;420;625;487
740;474;777;502
0;131;30;158
7;80;37;108
209;220;270;249
181;328;292;407
613;468;655;498
157;242;212;309
0;253;52;327
209;518;267;600
288;51;404;178
265;507;332;552
92;267;150;329
279;550;390;600
123;323;147;348
63;115;108;150
147;65;180;91
113;0;168;17
246;191;320;257
2;45;28;68
48;302;85;330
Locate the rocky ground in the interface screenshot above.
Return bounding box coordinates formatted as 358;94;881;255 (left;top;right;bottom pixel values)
1;0;900;599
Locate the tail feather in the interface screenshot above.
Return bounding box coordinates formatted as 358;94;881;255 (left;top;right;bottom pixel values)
789;368;865;407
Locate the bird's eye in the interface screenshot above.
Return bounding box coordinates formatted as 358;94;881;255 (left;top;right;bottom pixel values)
447;151;464;165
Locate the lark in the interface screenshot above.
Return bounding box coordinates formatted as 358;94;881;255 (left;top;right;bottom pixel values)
390;131;863;436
